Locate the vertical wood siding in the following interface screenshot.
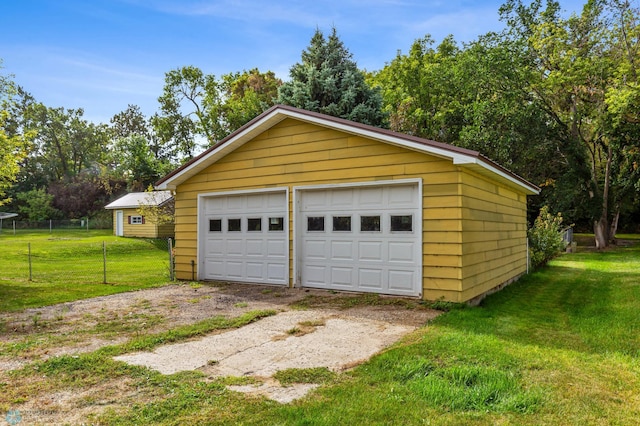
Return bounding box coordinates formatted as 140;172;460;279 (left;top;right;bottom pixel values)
173;118;529;302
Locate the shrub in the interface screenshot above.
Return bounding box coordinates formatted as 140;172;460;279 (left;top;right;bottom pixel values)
528;206;566;268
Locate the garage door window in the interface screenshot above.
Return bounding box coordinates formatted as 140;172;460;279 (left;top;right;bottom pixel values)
269;217;284;231
308;216;325;232
333;216;352;232
390;215;413;232
360;215;381;232
228;218;241;232
209;219;222;232
247;218;262;231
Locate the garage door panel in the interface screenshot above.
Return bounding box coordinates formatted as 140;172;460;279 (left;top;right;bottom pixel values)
304;265;327;285
300;184;420;297
358;241;383;261
204;259;225;279
304;191;327;209
206;238;224;255
388;185;416;207
226;261;244;278
267;193;283;208
388;242;416;263
359;268;383;289
267;264;286;280
330;240;354;260
331;267;353;286
267;240;286;256
358;186;383;206
304;240;326;259
227;239;244;256
246;262;264;279
246;239;263;256
227;196;243;210
388;270;415;292
331;189;354;208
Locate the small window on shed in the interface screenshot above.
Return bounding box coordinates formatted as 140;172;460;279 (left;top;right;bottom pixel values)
130;216;143;225
360;215;381;232
228;218;241;232
390;215;413;232
247;218;262;231
269;217;284;231
333;216;352;232
307;216;325;232
209;219;222;232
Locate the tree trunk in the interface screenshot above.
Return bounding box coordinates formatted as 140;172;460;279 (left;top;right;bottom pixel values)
594;217;608;250
609;208;620;244
593;145;613;250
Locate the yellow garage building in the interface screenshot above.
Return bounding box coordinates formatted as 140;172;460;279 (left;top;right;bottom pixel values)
156;105;539;303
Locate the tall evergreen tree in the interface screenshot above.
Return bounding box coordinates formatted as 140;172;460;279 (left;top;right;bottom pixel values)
278;28;386;127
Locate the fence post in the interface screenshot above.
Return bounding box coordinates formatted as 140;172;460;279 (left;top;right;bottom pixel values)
13;220;16;235
49;219;52;234
103;241;107;284
168;238;174;281
28;242;33;281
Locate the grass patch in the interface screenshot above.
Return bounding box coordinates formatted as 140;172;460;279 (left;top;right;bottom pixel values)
2;238;639;425
103;309;276;356
274;367;337;386
0;230;171;312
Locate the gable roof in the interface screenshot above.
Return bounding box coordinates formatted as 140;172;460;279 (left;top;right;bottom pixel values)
155;105;540;195
105;191;173;210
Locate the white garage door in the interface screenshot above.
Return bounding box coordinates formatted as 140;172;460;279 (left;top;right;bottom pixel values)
299;183;421;297
200;191;288;285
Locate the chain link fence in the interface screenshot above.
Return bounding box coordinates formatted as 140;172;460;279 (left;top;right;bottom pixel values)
0;218;110;234
0;233;175;285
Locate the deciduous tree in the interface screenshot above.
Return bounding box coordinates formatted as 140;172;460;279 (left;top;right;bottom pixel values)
152;67;280;162
500;0;640;247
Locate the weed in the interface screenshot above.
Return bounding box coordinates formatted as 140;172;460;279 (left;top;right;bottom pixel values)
274;367;337;385
286;327;300;335
189;282;202;290
428;298;466;312
298;319;325;327
233;302;249;308
260;289;273;295
54;306;69;321
31;313;42;328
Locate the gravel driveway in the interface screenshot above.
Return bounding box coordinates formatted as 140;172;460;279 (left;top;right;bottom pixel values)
1;282;439;404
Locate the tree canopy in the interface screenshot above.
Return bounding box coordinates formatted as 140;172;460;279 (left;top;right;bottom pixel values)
1;1;638;241
152;67;281;162
278;28;386;127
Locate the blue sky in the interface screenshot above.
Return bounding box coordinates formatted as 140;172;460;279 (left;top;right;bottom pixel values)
3;0;587;124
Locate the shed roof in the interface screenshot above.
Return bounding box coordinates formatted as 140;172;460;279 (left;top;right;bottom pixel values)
105;191;173;210
156;105;540;195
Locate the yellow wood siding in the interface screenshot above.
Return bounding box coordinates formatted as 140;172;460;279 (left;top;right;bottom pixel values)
114;208;174;238
172;118;531;302
458;170;529;302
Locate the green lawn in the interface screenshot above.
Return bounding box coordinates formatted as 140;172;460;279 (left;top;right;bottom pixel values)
0;230;171;312
2;237;639;424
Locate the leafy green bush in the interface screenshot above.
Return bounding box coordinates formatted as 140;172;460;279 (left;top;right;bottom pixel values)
528;206;566;268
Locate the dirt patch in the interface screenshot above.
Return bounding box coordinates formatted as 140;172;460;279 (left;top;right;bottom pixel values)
0;282;439;421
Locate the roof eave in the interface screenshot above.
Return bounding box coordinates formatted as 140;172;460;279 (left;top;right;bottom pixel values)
155;105;540;196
